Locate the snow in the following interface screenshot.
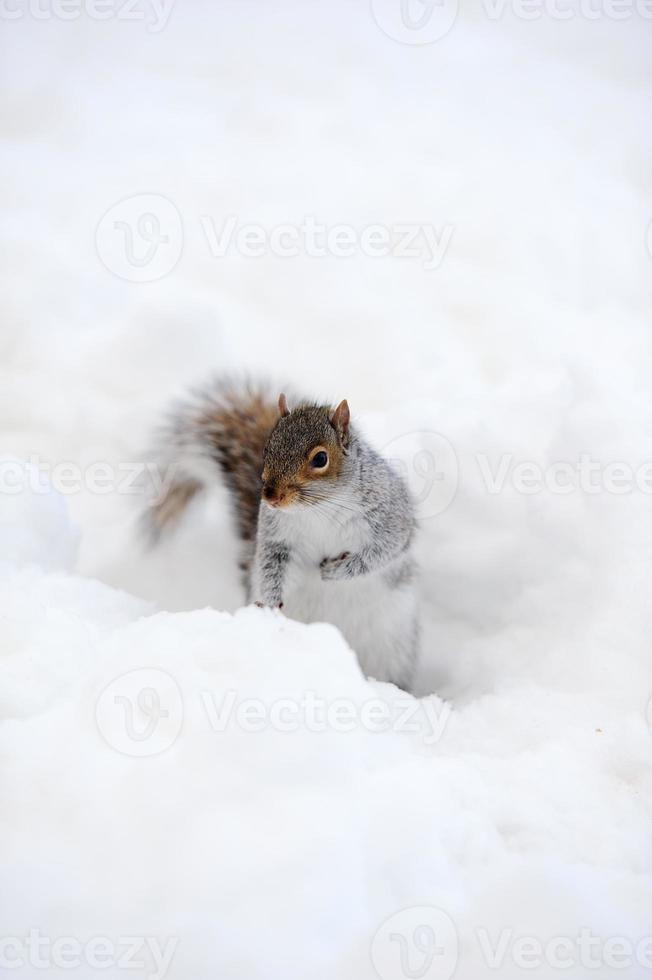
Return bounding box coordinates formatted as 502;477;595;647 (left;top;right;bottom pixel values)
1;1;652;977
0;458;79;572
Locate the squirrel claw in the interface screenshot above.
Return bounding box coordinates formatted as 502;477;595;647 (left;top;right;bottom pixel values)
319;552;351;580
320;551;349;568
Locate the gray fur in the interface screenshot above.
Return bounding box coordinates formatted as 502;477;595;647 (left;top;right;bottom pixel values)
263;405;336;482
252;425;420;690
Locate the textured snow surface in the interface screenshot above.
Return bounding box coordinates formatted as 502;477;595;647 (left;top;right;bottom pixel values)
1;2;652;978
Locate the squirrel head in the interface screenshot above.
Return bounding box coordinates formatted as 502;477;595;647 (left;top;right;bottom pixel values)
261;394;350;510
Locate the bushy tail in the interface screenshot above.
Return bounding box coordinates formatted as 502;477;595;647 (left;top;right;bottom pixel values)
142;376;282;548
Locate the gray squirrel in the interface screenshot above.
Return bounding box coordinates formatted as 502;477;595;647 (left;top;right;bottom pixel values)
145;377;420;690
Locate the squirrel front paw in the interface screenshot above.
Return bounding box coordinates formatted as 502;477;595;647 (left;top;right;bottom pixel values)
319;552;351;581
253;600;284;610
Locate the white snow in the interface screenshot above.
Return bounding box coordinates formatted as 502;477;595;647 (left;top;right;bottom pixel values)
1;1;652;978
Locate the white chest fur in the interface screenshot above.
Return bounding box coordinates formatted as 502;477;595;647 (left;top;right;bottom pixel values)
274;504;417;686
278;503;368;567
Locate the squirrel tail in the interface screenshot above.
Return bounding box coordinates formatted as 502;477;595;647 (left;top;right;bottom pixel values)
142;375;281;549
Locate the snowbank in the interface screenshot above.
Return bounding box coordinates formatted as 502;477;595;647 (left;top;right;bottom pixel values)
1;476;651;979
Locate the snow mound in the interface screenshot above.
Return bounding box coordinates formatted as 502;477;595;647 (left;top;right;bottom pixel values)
1;556;651;979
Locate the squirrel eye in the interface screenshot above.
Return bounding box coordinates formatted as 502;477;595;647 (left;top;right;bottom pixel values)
310;451;328;469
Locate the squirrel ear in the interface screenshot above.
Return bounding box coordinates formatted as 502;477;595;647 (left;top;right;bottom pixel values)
330;399;350;446
278;393;290;417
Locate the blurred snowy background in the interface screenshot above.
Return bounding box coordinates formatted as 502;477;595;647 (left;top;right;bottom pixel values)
1;1;652;977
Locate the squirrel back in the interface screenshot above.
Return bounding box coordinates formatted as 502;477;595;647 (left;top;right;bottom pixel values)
144;377;287;548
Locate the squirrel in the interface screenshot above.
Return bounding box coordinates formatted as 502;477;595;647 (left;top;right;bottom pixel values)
144;376;420;690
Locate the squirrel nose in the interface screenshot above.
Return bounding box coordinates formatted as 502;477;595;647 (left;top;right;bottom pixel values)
263;484;285;506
